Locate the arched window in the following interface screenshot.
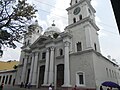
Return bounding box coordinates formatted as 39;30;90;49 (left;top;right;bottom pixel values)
94;43;97;51
75;0;78;3
79;15;82;20
59;49;63;56
37;30;39;33
73;18;76;23
88;8;92;15
77;42;82;51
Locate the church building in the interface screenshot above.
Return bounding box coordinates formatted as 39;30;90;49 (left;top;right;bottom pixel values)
15;0;120;90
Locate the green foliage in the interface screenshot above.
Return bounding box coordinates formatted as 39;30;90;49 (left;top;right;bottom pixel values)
13;65;18;69
0;30;11;40
0;0;37;50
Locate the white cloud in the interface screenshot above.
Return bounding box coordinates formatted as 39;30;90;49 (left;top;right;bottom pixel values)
0;43;22;61
46;0;70;31
91;0;98;8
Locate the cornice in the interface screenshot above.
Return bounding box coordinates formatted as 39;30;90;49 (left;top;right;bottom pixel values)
70;49;118;66
65;16;99;31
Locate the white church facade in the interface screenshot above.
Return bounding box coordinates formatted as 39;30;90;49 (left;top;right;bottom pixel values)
15;0;120;90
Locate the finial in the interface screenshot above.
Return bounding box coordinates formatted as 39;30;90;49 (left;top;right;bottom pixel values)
52;20;55;26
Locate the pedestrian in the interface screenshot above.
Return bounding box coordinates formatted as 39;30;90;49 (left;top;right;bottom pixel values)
110;87;112;90
100;86;103;90
20;82;24;88
27;82;31;89
49;84;52;90
107;87;110;90
72;85;77;90
25;82;27;88
0;83;4;90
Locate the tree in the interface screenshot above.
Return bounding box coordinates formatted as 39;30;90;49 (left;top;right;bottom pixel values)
0;0;37;49
13;64;18;69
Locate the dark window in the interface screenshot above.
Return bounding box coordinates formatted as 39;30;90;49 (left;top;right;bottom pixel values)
94;43;97;51
88;8;92;15
73;18;76;23
106;68;109;77
42;52;46;59
22;58;24;64
79;74;84;84
2;76;5;83
5;75;8;84
75;0;77;3
37;30;39;33
8;75;12;84
79;15;82;20
24;42;26;46
27;40;30;45
109;69;112;77
59;49;63;56
0;76;1;82
77;42;82;51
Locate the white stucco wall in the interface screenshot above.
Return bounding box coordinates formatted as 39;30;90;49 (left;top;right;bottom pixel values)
70;50;96;88
92;52;119;90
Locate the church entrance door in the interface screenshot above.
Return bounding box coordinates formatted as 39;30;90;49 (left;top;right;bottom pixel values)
26;69;30;84
57;64;64;87
38;65;45;88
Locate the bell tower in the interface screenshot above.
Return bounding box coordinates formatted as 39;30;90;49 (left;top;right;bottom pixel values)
65;0;101;53
68;0;95;25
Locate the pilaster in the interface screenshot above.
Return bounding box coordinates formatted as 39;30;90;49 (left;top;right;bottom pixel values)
62;41;71;87
28;53;35;84
21;53;28;83
48;47;55;85
32;52;39;85
43;48;50;86
84;24;92;50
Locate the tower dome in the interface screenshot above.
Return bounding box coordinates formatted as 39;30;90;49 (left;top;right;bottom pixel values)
44;23;61;37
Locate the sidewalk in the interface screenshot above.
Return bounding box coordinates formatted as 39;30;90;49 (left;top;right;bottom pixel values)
3;85;40;90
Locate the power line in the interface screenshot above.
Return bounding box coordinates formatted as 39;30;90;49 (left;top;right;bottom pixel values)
97;21;116;29
38;8;67;19
100;29;119;36
32;1;119;36
34;0;118;30
35;0;65;11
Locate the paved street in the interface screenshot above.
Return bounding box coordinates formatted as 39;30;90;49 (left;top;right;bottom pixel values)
3;85;39;90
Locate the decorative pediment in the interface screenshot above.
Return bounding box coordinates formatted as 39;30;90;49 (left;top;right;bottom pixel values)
30;36;52;49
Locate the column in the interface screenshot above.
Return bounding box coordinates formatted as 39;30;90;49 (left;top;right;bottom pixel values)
54;65;57;89
62;41;71;87
43;48;50;85
28;53;35;83
48;47;54;85
84;25;92;49
21;54;28;83
31;52;39;85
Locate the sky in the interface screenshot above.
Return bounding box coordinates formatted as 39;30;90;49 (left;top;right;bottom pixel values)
0;0;120;64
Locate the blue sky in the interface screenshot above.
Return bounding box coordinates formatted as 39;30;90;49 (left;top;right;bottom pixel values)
0;0;120;64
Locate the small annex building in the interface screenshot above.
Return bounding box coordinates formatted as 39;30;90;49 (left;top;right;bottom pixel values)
0;60;19;86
